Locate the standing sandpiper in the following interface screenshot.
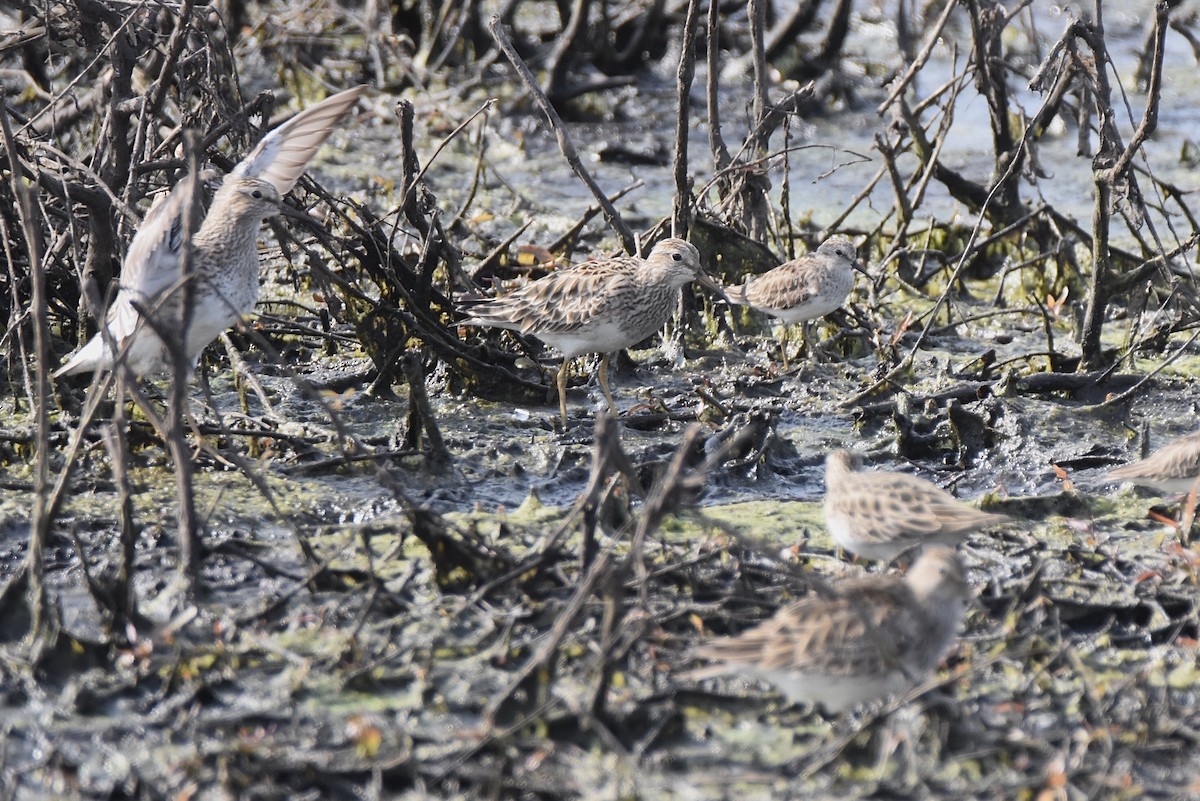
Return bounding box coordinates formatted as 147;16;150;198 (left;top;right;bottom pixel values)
685;545;969;713
55;85;367;378
727;234;865;365
824;449;1011;562
459;238;725;426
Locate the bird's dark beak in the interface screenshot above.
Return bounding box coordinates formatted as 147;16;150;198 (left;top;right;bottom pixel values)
852;259;870;277
697;272;731;304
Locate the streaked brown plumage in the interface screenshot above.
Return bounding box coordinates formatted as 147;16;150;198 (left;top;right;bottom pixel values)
824;449;1011;562
459;238;723;425
1106;430;1200;495
727;235;863;324
55;85;366;378
726;234;865;366
685;546;968;713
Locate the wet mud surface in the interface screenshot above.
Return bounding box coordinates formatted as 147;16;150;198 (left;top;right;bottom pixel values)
4;0;1200;799
6;304;1200;798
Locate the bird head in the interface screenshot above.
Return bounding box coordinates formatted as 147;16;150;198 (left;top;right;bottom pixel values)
908;545;969;607
649;238;728;299
819;234;870;276
825;448;865;479
221;176;283;221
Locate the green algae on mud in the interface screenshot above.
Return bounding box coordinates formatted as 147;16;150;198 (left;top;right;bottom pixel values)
9;270;1200;801
698;499;825;536
7;0;1200;797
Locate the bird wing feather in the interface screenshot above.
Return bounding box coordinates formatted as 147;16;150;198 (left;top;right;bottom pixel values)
104;173;212;341
739;258;823;311
758;581;915;677
462;257;641;335
231;85;366;196
833;473;1007;544
1109;431;1200;480
694;578;918;678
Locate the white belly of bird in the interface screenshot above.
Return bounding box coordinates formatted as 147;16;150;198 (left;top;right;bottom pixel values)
769;292;847;324
545;319;657;359
746;667;906;712
824;513;895;560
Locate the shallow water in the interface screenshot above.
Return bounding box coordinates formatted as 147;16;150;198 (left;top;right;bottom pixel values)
5;1;1200;798
392;0;1200;256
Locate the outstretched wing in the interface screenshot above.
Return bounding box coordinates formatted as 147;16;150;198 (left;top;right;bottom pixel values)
231;85;366;195
105;171;215;340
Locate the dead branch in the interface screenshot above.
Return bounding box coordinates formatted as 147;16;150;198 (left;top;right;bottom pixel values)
487;14;636;254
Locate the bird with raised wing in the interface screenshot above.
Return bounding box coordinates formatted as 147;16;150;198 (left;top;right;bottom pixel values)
55;85;367;378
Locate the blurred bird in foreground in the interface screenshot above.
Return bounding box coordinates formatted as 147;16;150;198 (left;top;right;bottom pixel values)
684;545;969;713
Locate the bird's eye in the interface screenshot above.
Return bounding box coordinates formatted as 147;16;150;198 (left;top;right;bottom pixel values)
672;252;683;261
251;190;264;199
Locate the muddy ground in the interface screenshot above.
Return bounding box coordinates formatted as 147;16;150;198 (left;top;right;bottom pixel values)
3;0;1200;799
9;310;1200;800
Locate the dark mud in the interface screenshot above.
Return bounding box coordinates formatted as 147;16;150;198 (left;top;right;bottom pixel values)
4;0;1200;799
7;310;1200;798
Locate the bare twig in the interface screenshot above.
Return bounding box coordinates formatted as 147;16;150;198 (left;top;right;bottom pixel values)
400;348;452;471
487;15;636;254
0;96;50;644
1079;2;1168;369
166;131;204;597
706;0;732;187
671;0;702;238
877;0;958;115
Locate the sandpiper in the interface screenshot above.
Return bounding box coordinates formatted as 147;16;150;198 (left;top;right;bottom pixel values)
824;449;1011;562
727;234;865;365
1106;430;1200;495
686;545;969;713
55;85;367;378
459;238;725;426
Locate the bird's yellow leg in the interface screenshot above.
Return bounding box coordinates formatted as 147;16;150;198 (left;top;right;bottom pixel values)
599;354;617;413
557;357;570;427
